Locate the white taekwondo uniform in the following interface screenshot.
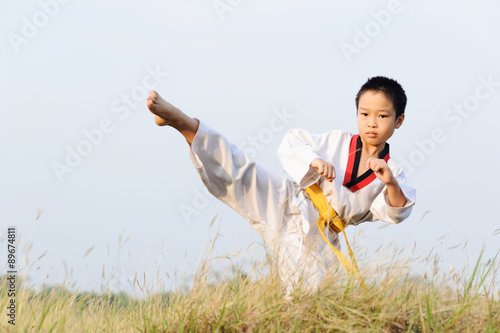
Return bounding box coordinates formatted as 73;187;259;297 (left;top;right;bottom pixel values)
188;120;416;292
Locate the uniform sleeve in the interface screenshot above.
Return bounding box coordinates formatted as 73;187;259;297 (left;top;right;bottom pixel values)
277;129;323;188
369;159;416;224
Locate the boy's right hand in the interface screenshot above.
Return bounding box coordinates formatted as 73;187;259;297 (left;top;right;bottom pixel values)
310;158;336;182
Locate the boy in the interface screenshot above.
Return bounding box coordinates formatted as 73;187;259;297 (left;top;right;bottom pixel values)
147;76;416;292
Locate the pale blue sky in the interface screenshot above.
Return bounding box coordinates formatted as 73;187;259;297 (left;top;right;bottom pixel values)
1;0;499;294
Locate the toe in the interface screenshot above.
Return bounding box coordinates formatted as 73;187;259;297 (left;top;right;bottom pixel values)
148;90;158;100
147;99;154;109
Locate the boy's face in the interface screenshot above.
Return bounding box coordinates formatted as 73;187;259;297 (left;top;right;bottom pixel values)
357;90;404;149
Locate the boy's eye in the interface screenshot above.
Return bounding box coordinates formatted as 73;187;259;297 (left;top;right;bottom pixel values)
360;113;368;116
379;114;388;118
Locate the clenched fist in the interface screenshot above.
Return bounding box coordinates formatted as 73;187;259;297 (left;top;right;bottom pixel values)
310;158;336;182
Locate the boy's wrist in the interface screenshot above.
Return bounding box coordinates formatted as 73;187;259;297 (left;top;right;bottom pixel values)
385;175;399;187
385;178;407;207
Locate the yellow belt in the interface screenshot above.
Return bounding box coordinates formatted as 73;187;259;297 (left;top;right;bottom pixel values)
305;183;365;286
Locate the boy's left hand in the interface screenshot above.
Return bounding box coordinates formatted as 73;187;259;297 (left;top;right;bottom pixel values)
366;158;396;185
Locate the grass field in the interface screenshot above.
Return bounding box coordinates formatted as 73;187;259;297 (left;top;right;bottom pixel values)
1;243;499;332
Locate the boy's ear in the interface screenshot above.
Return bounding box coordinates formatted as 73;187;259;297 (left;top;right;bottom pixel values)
395;114;405;129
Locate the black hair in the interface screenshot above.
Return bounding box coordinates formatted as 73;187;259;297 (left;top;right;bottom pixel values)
355;76;407;118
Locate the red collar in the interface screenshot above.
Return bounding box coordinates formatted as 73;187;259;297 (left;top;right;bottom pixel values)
342;134;390;192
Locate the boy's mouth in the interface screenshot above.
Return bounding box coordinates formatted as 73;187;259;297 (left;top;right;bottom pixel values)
366;131;377;138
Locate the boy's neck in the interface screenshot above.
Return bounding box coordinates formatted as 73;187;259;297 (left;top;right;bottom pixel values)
360;139;386;157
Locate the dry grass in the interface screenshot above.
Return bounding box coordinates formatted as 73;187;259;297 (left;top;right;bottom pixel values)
1;245;498;333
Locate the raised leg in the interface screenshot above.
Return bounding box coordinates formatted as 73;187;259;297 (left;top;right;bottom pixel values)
146;93;333;293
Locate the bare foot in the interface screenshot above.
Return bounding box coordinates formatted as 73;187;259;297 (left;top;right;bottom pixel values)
147;90;183;126
147;91;199;143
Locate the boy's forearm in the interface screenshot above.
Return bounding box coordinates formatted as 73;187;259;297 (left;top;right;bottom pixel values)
385;180;407;207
